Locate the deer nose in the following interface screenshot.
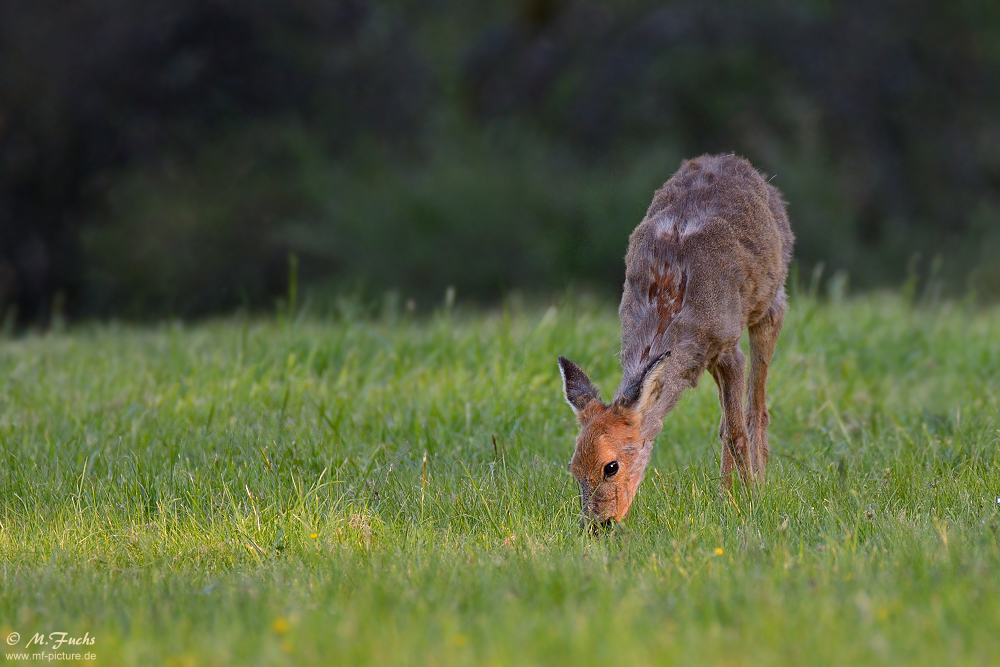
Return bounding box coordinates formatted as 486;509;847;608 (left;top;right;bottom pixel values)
582;517;617;535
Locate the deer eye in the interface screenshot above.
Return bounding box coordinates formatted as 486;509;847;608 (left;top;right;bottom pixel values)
603;461;619;478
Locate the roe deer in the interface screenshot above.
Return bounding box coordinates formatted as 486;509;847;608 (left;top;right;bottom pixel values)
559;154;793;526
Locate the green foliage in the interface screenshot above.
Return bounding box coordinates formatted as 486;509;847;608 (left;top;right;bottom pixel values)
5;0;1000;321
286;126;683;302
1;293;998;664
82;122;331;317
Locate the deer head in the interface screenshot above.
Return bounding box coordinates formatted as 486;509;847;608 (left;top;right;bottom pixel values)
558;354;671;526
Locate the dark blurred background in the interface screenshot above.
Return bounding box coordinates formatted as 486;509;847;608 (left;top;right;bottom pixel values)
3;0;1000;324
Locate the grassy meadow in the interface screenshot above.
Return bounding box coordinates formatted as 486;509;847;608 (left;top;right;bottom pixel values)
1;291;999;665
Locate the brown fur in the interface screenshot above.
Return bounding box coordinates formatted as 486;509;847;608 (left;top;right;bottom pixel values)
560;154;794;524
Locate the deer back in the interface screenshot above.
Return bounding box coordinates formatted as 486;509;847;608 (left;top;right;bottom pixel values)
614;154;793;406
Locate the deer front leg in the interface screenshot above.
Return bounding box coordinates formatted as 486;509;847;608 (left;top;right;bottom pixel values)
709;344;751;490
746;294;786;482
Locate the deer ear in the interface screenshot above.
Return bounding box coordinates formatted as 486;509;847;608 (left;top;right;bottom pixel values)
615;352;670;409
558;356;601;417
636;354;670;410
632;353;672;435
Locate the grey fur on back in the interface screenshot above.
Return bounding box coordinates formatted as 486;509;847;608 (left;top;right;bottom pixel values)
559;153;794;521
613;154;794;413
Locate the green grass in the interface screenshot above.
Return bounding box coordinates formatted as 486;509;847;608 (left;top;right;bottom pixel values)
1;293;999;666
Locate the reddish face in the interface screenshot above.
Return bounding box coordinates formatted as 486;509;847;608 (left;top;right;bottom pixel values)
559;356;659;526
569;403;651;523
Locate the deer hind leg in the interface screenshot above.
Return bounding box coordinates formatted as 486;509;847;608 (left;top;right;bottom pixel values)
709;344;751;490
746;293;787;482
